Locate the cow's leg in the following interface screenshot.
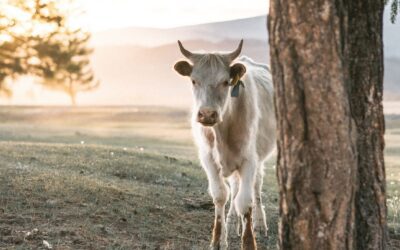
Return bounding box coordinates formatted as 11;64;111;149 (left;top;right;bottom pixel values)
226;173;241;238
200;151;229;250
253;163;268;237
236;159;257;250
242;207;256;250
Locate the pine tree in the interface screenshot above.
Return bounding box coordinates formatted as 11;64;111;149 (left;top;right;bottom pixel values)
386;0;400;23
34;29;98;105
0;0;98;104
0;10;28;97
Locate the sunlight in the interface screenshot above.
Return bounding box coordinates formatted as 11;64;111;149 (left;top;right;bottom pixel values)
76;0;268;30
1;3;30;36
1;0;268;35
1;0;69;37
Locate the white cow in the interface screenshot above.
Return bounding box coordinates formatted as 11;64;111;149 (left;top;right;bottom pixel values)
173;40;276;250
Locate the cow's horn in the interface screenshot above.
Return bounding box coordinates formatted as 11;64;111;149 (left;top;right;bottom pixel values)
227;39;243;62
178;40;193;59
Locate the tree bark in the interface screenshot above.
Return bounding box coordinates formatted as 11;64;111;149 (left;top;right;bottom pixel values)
268;1;357;249
348;1;388;249
268;0;387;249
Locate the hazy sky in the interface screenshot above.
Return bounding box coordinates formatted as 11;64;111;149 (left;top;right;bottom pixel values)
77;0;268;31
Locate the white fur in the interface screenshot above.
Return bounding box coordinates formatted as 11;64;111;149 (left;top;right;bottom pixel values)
176;50;276;248
191;55;276;242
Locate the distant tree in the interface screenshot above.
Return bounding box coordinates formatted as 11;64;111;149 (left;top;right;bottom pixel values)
0;11;28;97
0;0;97;104
386;0;399;23
34;29;98;105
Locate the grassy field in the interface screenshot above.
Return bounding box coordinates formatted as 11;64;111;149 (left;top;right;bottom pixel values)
0;106;399;249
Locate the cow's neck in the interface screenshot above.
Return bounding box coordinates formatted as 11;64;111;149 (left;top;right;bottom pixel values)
227;89;251;123
213;89;252;147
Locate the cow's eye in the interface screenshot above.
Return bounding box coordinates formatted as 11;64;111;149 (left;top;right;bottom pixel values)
223;81;229;87
192;80;196;85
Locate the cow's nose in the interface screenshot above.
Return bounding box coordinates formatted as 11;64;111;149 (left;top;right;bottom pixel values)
198;110;218;119
197;109;219;126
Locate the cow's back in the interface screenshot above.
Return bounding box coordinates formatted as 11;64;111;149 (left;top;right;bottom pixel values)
239;56;276;160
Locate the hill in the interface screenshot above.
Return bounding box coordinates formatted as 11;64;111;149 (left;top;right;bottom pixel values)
6;15;399;105
91;16;268;47
85;15;400;106
83;39;269;106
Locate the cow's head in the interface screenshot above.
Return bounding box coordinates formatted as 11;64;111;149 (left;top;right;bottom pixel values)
174;40;246;127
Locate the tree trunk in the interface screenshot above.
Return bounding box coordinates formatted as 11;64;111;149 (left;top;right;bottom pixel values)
348;1;388;249
69;92;76;106
268;0;387;249
68;78;77;106
268;1;357;249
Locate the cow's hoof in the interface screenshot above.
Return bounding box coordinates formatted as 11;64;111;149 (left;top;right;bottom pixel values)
210;241;228;250
253;222;268;239
252;208;268;238
210;243;219;250
226;214;240;238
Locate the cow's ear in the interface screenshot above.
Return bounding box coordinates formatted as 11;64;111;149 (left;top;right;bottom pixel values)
230;63;246;79
174;61;192;76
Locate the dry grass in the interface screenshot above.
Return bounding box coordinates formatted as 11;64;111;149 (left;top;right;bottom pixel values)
0;142;211;249
0;141;278;249
0;106;398;249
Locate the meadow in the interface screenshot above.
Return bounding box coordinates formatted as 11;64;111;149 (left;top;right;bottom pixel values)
0;106;399;249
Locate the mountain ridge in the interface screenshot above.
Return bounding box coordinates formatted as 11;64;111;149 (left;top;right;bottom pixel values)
10;15;398;106
92;14;400;59
91;16;268;47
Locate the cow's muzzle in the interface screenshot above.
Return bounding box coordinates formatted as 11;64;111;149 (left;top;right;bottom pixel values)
197;108;219;126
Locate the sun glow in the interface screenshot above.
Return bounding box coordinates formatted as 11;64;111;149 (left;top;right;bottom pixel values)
1;0;268;33
1;1;65;38
75;0;268;31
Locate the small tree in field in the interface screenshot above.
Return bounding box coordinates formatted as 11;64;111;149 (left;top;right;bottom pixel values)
0;0;98;104
386;0;400;23
0;11;28;97
35;29;98;105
